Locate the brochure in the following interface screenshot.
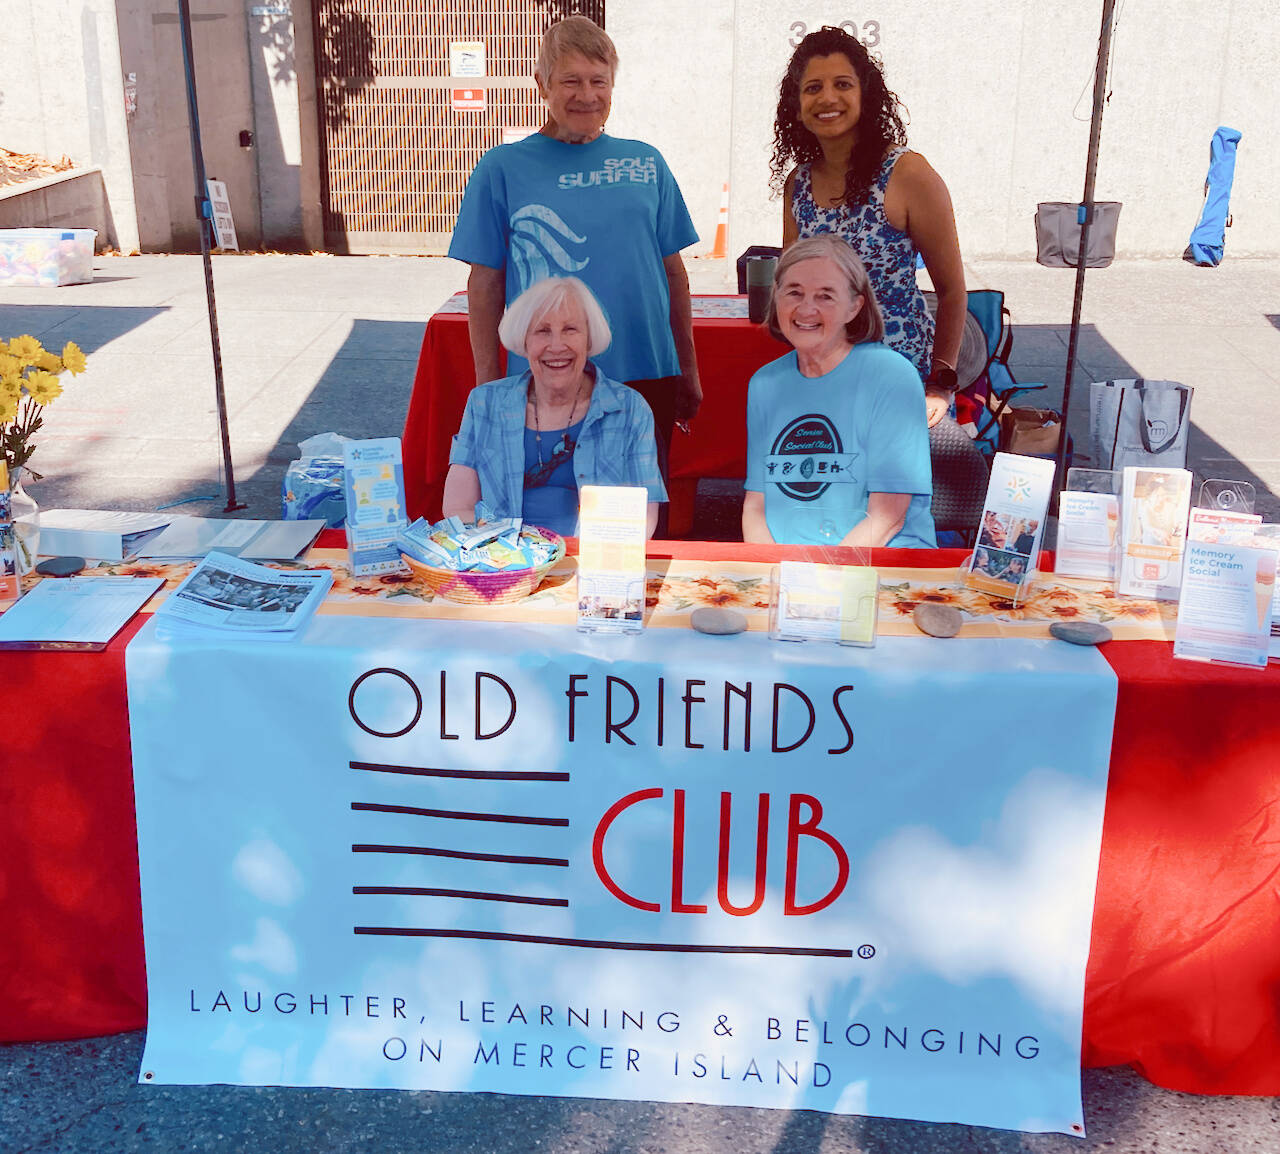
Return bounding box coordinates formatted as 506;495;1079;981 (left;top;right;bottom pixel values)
576;485;647;633
1056;490;1120;581
153;551;332;642
1186;507;1262;544
965;453;1055;599
0;576;163;648
1118;467;1193;600
35;509;172;560
772;561;878;646
139;516;324;561
343;438;409;576
1174;539;1278;669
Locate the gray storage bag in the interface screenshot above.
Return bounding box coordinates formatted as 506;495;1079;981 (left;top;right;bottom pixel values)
1088;379;1193;470
1035;202;1122;268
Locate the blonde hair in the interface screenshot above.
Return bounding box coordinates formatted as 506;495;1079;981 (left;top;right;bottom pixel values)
498;276;612;358
536;16;618;82
766;234;885;346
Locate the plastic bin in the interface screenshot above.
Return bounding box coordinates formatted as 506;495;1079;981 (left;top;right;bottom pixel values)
0;228;96;286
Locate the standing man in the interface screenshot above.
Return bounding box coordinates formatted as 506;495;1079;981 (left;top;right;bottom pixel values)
449;15;702;457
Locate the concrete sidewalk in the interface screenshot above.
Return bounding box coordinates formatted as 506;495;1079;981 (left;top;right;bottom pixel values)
3;253;1279;1153
1;252;1277;521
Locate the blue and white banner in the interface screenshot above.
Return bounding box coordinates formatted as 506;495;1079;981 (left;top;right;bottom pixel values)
126;617;1116;1134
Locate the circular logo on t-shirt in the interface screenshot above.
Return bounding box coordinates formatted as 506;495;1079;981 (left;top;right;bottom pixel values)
770;413;842;502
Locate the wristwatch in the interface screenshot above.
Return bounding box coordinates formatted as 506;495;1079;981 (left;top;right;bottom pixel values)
925;366;958;393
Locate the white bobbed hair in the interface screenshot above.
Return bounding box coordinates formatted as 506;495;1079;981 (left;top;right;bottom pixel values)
498;276;612;359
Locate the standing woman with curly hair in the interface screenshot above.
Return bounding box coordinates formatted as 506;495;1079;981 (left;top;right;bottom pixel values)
773;26;965;428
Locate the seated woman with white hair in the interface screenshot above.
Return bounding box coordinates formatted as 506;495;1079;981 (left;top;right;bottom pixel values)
443;276;667;538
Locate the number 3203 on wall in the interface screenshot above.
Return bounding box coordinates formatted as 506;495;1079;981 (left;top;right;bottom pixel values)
788;20;881;48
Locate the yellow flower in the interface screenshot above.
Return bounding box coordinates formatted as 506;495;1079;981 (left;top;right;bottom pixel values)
37;349;63;372
0;339;7;354
24;369;63;404
0;353;20;379
7;335;42;367
60;341;87;375
0;391;18;422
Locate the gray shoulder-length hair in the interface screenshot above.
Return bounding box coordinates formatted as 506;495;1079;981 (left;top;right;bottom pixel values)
498;276;613;359
536;16;618;82
766;234;885;346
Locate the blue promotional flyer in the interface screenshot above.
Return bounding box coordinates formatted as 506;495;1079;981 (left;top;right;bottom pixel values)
126;618;1116;1134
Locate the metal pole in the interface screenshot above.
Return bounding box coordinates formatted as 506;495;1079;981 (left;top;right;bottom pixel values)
1056;0;1118;497
177;0;245;512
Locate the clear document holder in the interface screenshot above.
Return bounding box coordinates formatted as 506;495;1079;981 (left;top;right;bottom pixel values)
767;548;877;647
1199;478;1256;514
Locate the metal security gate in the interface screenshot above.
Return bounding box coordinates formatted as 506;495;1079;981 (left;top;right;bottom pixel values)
314;1;605;254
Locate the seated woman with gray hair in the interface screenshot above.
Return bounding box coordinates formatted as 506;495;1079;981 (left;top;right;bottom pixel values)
443;276;666;538
743;234;935;548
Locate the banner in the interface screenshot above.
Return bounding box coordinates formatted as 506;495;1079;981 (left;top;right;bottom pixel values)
126;617;1116;1134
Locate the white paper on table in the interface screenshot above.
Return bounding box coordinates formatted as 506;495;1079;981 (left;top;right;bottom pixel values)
140;516;322;560
0;576;163;643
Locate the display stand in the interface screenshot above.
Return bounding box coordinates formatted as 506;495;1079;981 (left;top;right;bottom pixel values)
768;547;876;646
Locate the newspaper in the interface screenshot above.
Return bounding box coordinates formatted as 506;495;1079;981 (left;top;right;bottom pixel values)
154;551;332;641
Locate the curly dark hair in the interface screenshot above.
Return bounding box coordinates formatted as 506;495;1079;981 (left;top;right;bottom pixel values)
769;27;909;208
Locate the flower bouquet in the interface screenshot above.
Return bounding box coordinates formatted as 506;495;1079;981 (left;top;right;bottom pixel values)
0;334;87;569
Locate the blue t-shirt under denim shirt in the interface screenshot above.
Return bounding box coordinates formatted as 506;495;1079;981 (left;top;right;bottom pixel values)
448;132;699;383
745;342;936;548
522;418;584;537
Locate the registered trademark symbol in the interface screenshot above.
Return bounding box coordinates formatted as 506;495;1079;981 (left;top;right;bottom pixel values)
857;944;876;959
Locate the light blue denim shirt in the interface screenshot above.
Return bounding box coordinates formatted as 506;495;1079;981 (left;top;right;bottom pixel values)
449;366;667;524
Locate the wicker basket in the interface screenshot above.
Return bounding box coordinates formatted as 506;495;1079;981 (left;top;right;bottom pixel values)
401;529;566;605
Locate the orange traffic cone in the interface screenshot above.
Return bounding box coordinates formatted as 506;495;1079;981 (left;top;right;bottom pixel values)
710;183;729;258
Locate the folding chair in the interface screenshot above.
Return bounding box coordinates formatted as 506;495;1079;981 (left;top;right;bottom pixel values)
959;289;1047;452
928;416;990;546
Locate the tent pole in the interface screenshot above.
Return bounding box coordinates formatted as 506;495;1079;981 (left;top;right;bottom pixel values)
177;0;245;513
1056;0;1118;497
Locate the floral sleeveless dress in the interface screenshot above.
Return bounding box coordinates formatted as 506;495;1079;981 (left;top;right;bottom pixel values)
791;148;934;378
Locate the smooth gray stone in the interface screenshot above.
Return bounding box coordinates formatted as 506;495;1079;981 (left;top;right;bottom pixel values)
35;556;86;577
690;607;747;636
1050;620;1113;646
913;602;963;638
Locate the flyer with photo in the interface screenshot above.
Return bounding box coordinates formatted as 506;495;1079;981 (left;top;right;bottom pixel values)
1174;539;1279;668
576;485;647;634
342;438;409;576
1118;467;1192;600
1056;490;1120;581
964;453;1055;599
1187;507;1262;544
773;561;878;646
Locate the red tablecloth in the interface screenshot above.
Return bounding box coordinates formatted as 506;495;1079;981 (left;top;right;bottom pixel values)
4;541;1279;1097
401;303;781;532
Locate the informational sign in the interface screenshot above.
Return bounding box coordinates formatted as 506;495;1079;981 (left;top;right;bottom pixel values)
1118;467;1192;600
127;618;1117;1135
1174;539;1278;668
502;126;537;146
449;40;485;77
451;88;486;112
342;438;408;576
205;180;238;251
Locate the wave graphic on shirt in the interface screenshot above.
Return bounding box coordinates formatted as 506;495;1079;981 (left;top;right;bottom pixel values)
510;205;589;291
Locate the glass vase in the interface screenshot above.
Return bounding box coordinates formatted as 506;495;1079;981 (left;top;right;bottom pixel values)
9;467;40;574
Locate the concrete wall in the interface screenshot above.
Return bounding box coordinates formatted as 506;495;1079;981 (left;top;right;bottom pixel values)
0;169;115;243
608;0;1280;261
1;0;138;250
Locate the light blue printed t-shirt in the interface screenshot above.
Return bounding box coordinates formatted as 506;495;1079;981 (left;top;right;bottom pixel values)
745;343;936;548
448;133;698;382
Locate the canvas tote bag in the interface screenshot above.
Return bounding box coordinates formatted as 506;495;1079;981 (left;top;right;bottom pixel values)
1035;202;1122;268
1088;379;1193;470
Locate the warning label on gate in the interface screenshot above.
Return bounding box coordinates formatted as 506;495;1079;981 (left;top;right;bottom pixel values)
451;88;486;112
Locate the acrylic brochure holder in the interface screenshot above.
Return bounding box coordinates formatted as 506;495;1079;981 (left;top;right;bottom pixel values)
963;452;1056;606
576;484;648;636
768;544;877;647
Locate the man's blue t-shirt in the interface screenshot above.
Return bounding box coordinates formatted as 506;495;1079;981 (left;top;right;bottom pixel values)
745;343;936;548
449;132;698;382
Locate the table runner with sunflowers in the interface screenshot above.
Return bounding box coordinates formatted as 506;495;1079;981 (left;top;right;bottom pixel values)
69;549;1175;641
